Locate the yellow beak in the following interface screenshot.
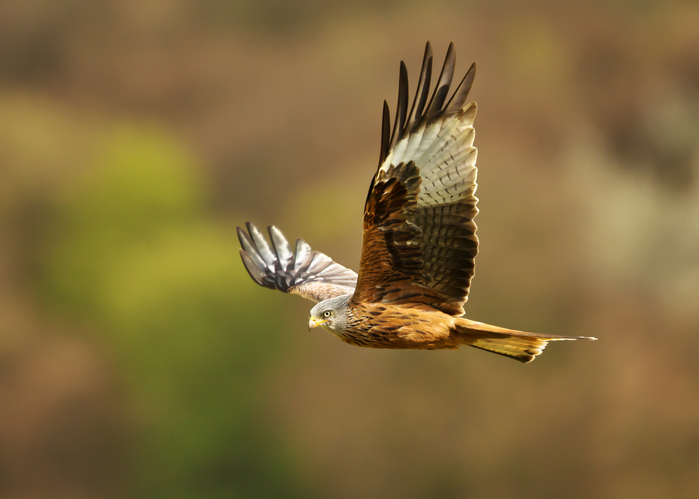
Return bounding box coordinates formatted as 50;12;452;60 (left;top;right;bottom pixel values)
308;316;327;330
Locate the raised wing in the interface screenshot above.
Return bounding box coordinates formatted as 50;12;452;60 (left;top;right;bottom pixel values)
238;222;357;303
352;42;479;316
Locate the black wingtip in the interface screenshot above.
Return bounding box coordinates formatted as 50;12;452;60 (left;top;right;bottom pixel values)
389;61;410;148
378;100;391;167
445;61;477;114
426;43;456;118
407;42;434;127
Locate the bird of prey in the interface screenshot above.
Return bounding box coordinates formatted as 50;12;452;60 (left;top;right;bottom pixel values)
237;42;596;363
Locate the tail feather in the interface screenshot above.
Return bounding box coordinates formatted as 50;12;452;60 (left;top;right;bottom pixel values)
455;318;597;363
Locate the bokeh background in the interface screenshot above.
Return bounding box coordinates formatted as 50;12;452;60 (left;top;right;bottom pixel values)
1;1;699;498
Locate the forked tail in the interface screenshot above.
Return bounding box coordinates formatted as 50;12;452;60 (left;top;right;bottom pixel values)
454;318;597;363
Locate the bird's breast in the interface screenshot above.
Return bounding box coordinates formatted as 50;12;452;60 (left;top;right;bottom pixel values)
335;303;458;349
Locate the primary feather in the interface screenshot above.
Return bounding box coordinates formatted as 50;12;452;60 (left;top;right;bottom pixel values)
237;222;357;303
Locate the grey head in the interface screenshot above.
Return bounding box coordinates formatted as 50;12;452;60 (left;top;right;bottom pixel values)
308;293;352;334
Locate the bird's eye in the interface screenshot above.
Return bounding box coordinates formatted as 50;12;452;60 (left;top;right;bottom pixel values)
323;311;332;319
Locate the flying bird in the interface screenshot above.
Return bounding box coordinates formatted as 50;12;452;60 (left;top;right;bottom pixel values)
237;42;596;363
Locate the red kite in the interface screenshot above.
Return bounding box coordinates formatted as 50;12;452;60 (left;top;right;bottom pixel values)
238;42;596;362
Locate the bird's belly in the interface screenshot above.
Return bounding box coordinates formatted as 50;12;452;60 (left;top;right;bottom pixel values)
339;304;459;350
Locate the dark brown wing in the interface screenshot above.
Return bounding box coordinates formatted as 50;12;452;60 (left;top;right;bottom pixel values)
352;42;479;316
238;222;357;303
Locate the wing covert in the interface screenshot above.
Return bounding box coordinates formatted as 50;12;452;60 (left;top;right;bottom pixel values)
238;222;357;303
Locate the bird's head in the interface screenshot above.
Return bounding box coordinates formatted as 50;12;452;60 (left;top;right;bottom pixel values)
308;294;351;333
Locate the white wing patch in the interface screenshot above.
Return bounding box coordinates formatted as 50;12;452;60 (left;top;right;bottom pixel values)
378;103;478;208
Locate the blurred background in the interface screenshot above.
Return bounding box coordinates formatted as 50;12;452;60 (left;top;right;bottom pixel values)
1;1;698;498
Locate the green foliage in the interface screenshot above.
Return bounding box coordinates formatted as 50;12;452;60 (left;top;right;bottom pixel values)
42;125;204;313
40;124;306;498
105;225;301;499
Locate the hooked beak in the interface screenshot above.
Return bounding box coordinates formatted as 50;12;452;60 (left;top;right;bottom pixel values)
308;316;327;330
